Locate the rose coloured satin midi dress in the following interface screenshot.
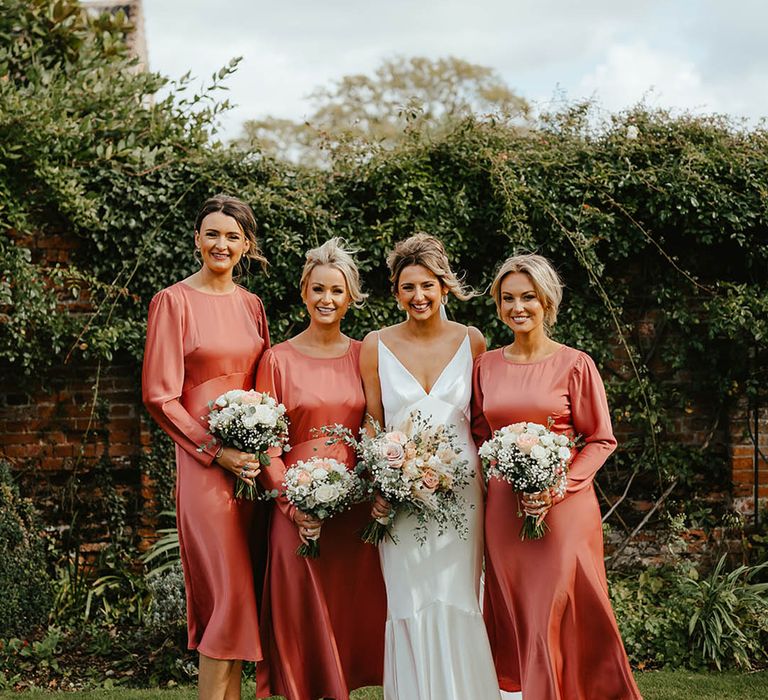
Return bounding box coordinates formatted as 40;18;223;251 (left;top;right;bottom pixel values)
254;339;387;700
471;345;642;700
142;282;270;661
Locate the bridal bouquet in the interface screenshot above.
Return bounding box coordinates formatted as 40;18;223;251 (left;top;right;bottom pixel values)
478;421;573;540
200;389;290;500
283;457;365;558
323;412;473;545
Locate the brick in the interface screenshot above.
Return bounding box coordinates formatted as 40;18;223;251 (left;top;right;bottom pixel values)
0;432;34;445
108;444;139;457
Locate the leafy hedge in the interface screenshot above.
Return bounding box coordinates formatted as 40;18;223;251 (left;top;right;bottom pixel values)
0;461;53;636
2;1;767;526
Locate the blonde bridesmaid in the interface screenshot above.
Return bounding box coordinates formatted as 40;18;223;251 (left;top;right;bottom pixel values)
142;195;270;700
254;238;387;700
471;253;642;699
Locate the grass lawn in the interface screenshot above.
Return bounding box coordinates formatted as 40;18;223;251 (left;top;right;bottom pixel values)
2;671;768;699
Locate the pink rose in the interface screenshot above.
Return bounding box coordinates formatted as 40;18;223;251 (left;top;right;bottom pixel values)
516;433;540;455
296;470;312;486
381;441;405;468
385;431;408;445
509;422;526;433
421;468;440;491
240;391;263;405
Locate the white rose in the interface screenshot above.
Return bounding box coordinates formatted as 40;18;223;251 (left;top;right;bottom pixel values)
241;414;257;429
251;404;277;427
555;434;569;446
478;442;494;459
314;483;339;503
312;468;329;480
539;434;554;447
215;395;228;408
558;446;572;461
499;432;517;449
225;389;245;402
530;445;547;461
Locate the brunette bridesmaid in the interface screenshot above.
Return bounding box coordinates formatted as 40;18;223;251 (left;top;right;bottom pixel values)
471;254;642;700
142;195;270;700
254;238;387;700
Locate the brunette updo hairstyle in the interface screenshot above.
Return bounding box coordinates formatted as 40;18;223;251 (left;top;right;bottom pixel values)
194;195;268;272
489;253;563;329
386;233;474;300
300;237;368;307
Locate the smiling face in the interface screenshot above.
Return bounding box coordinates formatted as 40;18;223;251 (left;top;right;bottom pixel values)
194;211;250;276
499;272;547;337
302;264;350;327
395;264;445;321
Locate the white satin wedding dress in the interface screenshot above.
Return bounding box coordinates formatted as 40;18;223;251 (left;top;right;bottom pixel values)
377;334;501;700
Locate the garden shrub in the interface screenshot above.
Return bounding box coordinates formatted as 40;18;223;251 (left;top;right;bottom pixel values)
610;559;768;670
145;560;186;634
0;460;53;636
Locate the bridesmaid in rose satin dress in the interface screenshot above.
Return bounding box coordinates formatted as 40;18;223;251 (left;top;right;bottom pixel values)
471;254;642;700
254;238;386;700
142;196;271;700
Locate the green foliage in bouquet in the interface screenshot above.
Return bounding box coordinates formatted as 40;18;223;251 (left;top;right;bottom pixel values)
0;460;53;636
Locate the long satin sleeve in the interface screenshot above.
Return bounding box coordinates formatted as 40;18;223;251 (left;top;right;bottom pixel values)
470;356;492;449
254;294;271;352
142;289;217;466
254;349;294;518
566;353;617;494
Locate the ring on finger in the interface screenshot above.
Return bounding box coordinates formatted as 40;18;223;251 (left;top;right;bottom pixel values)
239;468;247;479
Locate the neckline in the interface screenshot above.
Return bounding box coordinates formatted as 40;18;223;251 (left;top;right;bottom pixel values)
379;334;469;396
285;337;354;360
500;344;566;366
179;281;239;297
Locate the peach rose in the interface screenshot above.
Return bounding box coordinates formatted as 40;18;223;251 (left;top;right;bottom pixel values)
296;470;312;486
385;431;408;445
516;433;540;455
239;391;264;405
381;440;405;468
421;468;440;491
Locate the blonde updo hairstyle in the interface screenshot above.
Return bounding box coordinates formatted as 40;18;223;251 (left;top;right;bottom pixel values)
490;253;563;330
386;233;475;301
300;237;368;308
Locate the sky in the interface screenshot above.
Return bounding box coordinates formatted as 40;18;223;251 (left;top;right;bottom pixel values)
142;0;768;142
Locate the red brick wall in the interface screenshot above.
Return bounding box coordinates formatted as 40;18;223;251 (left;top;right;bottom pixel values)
730;397;768;512
0;360;151;553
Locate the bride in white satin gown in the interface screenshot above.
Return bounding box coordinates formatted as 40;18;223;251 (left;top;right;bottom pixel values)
360;234;502;700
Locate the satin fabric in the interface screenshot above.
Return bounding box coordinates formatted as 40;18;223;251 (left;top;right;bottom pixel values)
471;345;642;700
142;282;270;661
377;334;501;700
254;340;387;700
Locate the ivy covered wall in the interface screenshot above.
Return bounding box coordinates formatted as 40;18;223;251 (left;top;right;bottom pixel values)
1;1;767;559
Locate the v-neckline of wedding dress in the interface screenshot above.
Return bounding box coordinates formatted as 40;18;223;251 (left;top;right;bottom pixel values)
378;334;469;397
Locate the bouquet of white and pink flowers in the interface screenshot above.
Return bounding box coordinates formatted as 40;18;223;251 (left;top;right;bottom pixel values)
282;456;365;558
478;421;574;540
200;389;290;500
324;412;473;545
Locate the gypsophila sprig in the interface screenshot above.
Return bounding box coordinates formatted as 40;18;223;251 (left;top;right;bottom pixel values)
478;421;573;540
324;411;473;545
199;389;289;500
283;457;365;558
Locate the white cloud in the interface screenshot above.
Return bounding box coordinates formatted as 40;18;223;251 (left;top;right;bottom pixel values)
578;42;712;114
141;1;768;139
